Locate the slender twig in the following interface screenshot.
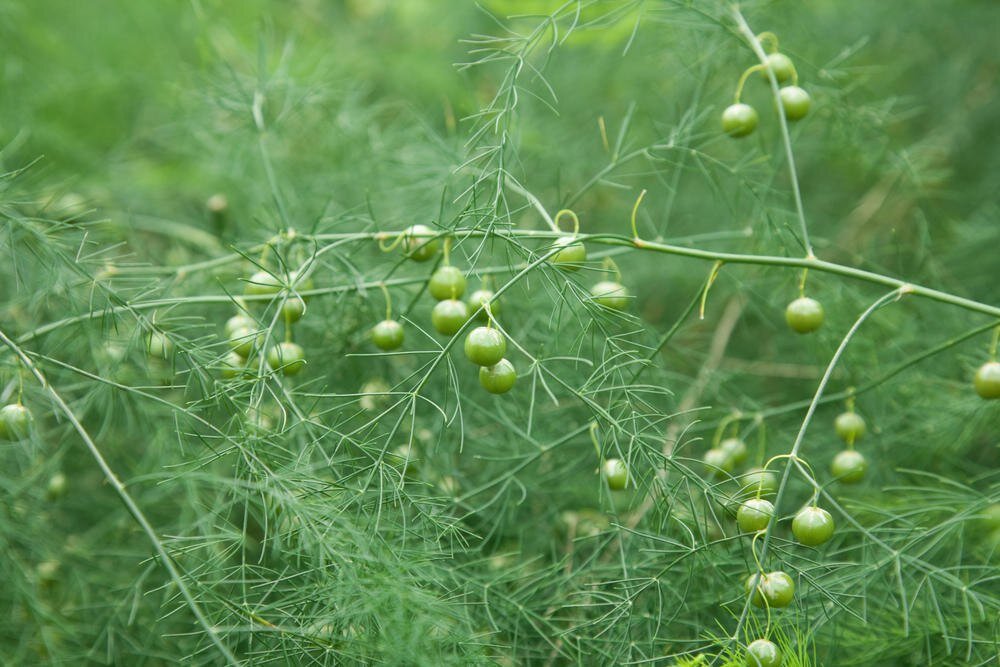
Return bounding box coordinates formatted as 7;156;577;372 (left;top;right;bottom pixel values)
628;296;746;529
727;288;906;652
732;8;813;259
0;328;239;666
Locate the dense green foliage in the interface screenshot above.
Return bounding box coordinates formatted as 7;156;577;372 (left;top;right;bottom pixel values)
1;1;998;665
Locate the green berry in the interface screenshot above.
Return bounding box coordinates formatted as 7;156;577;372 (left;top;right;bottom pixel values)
551;236;587;269
146;332;173;359
740;468;779;497
0;403;34;441
281;295;306;323
779;85;811;121
746;571;795;608
745;638;782;667
431;299;469;336
46;472;68;500
220;351;247;379
720;437;748;466
785;296;824;334
974;361;1000;399
831;449;867;483
467;289;498;322
267;342;306;376
245;270;283;296
603;458;629;491
590;281;629;310
704;448;734;477
737;498;775;533
760;52;795;84
229;326;261;358
722;103;759;138
372;319;405;351
834;412;866;442
225;314;255;337
464;327;506;366
428;265;467;301
479;359;516;394
791;506;835;546
404;225;440;262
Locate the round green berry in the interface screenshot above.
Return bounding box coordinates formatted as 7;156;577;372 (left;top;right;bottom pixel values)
0;403;34;441
245;270;283;296
746;571;795;608
479;359;517;394
464;327;506;366
46;472;68;500
267;342;306;376
220;351;247;379
146;331;173;359
603;458;629;491
740;468;779;497
404;225;440;262
831;449;867;483
737;498;775;533
467;289;498;322
590;281;629;311
722;103;759;138
428;265;467;301
372;319;405;351
720;437;748;466
974;361;1000;399
551;236;587;269
431;299;469;336
225;314;255;337
229;326;261;358
834;412;866;443
785;296;824;334
761;52;795;84
703;448;734;477
745;638;782;667
792;506;835;546
779;85;811;121
281;295;306;323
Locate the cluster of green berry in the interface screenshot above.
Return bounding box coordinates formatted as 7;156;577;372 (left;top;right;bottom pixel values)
373;225;516;394
371;221;632;398
146;262;313;379
227;268;311;377
705;408;865;665
722;45;811;140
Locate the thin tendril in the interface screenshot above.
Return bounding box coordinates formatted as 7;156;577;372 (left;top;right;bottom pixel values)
554;209;581;236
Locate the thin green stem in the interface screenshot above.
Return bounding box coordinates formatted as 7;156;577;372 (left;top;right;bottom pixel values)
729;288;905;651
0;328;239;666
732;8;813;259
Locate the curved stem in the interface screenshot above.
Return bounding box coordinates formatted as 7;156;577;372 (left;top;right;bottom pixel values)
733;64;766;104
729;288;905;650
589;421;603;460
732;8;813;259
554;209;581;236
629;189;647;239
379;282;393;320
700;261;725;320
756;31;779;53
